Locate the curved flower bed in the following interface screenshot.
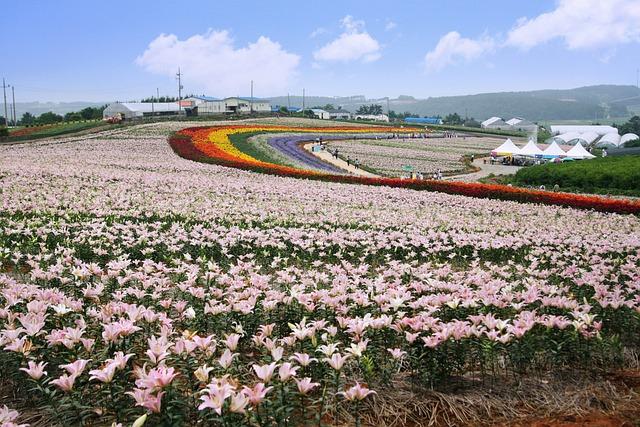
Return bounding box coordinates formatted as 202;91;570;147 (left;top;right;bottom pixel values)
170;125;640;215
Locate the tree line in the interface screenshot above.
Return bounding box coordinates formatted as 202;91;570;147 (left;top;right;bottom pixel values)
0;106;107;127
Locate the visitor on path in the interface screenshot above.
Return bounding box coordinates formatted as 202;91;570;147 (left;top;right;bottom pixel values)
354;159;360;169
334;149;339;159
346;156;351;167
602;148;608;157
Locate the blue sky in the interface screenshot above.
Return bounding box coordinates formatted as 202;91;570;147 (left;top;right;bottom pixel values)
2;0;639;102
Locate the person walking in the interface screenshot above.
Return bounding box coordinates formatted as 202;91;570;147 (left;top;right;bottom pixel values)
346;156;351;167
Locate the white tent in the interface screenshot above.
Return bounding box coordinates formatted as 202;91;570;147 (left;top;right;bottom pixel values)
542;141;566;158
621;133;639;146
518;139;545;157
491;138;521;156
565;142;596;159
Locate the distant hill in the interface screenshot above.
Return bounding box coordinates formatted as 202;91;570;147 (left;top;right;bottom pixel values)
7;85;640;123
270;85;640;122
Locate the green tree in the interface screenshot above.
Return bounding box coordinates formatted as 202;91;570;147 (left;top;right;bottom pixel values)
0;116;5;126
80;107;96;120
356;105;370;114
618;116;640;135
356;104;383;115
65;112;83;122
463;117;480;127
37;112;64;125
19;112;36;125
443;113;463;125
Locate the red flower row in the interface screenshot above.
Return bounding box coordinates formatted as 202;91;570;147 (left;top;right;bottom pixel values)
169;128;640;215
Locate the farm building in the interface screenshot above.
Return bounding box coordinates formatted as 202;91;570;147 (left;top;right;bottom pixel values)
354;114;389;122
404;117;443;125
181;96;271;115
505;117;537;133
621;133;639;146
103;102;182;120
310;109;331;120
327;109;352;120
550;125;617;136
481;117;507;129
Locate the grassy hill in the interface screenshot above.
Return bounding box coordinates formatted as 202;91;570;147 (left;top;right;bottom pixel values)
507;155;640;197
270;85;640;122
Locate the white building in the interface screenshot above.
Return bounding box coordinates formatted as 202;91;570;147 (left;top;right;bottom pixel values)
181;96;271;115
327;109;352;120
505;117;538;133
354;114;389;122
310;109;331;120
550;125;617;136
103;102;181;120
621;133;639;146
481;117;508;129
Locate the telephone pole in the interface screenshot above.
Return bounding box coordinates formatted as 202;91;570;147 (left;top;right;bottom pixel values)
11;86;16;125
302;88;306;113
176;68;183;115
250;80;254;114
287;93;291;115
1;78;8;127
386;97;390;116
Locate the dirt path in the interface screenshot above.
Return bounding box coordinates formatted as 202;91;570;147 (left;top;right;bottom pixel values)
303;143;380;177
445;158;522;182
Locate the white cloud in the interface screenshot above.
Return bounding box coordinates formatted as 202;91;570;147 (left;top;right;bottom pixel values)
310;27;327;38
136;30;300;95
424;31;495;71
313;15;381;63
385;21;397;31
506;0;640;49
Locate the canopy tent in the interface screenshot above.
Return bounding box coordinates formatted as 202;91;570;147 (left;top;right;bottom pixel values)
491;138;521;156
542;141;566;158
518;139;545;157
565;142;596;159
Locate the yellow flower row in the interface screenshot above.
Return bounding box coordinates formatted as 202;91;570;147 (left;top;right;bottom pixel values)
206;125;424;162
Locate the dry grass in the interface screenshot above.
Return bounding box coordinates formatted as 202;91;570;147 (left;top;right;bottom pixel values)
334;372;640;427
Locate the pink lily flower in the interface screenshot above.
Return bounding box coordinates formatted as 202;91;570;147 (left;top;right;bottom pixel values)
338;383;377;401
252;362;278;383
19;361;47;380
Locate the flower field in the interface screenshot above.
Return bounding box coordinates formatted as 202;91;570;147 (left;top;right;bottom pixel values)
325;136;505;176
1;118;640;426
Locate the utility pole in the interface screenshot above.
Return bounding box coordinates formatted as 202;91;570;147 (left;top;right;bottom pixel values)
250;80;254;114
386;97;390;116
287;93;291;115
302;88;306;114
11;86;16;125
176;68;183;115
637;68;639;89
151;91;155;117
1;78;8;128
